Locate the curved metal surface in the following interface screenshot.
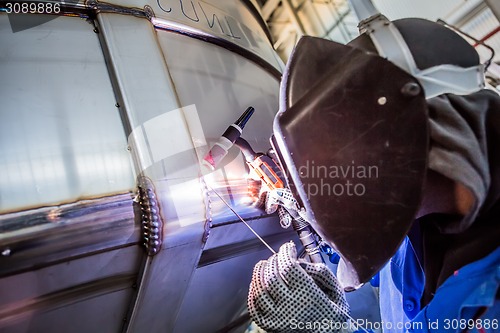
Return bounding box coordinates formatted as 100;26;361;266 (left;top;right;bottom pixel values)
95;9;286;331
0;1;288;332
151;16;282;78
1;0;282;77
150;0;283;72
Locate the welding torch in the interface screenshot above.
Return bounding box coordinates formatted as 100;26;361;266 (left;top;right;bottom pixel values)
203;107;324;263
233;136;323;263
203;106;255;170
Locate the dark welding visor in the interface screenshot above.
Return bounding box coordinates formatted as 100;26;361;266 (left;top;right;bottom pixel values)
272;36;429;290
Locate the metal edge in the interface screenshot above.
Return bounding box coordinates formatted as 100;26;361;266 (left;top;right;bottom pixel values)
150;16;282;79
122;255;151;333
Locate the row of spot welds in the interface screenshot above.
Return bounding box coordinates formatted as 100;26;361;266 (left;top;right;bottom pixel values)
137;177;162;256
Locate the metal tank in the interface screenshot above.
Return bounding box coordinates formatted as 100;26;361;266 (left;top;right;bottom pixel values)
0;1;294;332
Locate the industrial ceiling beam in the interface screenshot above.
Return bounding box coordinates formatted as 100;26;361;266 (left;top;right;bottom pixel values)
262;0;281;20
281;0;307;35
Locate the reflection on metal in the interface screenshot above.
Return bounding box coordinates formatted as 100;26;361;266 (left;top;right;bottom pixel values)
201;178;263;243
206;179;265;226
137;177;163;256
0;194;139;278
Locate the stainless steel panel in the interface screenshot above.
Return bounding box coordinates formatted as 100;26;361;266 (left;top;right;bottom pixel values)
105;0;283;72
0;194;139;277
157;31;280;152
0;14;135;215
174;248;272;333
1;289;134;333
154;31;282;228
95;3;289;332
96;14;182;134
95;14;207;332
0;246;141;308
0;13;142;333
174;219;299;332
124;242;204;333
96;11;207;247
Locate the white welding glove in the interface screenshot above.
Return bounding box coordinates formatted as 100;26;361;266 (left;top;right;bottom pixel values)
248;241;351;333
264;188;300;214
256;188;310;229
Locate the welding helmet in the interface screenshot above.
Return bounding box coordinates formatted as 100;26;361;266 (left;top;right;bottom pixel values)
271;15;484;290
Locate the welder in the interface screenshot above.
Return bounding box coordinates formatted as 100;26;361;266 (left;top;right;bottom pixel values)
247;5;500;333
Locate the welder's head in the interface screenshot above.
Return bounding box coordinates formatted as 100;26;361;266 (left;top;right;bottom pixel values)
271;16;485;290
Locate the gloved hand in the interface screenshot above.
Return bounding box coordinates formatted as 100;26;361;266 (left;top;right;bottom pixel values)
248;241;351;333
254;187;309;229
264;188;300;214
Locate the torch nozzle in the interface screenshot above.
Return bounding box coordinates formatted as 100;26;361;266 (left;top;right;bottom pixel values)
235;107;255;129
202;107;255;170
